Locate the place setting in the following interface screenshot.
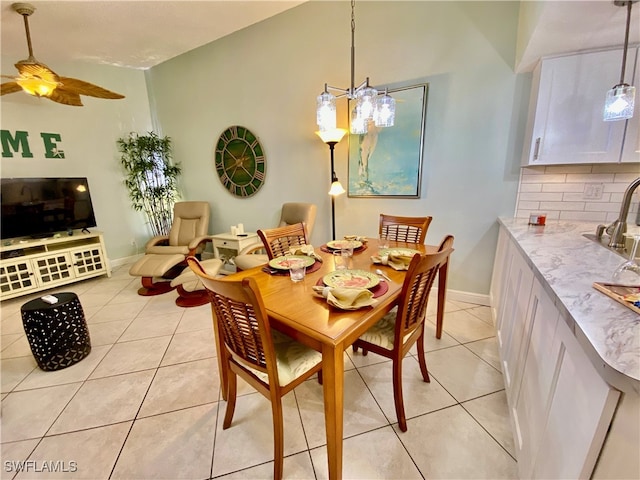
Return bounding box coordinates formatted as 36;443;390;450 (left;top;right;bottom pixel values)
313;269;388;310
320;236;368;254
261;244;323;277
371;247;422;271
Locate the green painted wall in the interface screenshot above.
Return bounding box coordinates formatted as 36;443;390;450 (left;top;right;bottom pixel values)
147;1;527;297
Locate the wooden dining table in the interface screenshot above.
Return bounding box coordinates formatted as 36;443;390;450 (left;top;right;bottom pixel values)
223;238;448;480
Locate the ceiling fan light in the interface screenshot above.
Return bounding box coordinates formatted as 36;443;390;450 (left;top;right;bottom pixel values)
16;76;57;97
375;93;396;127
317;91;337;131
603;84;635;121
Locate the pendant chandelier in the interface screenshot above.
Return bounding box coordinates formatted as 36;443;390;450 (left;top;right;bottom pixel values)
316;0;396;134
603;0;637;121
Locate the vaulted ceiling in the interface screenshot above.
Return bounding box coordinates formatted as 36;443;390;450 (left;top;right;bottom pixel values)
1;1;638;72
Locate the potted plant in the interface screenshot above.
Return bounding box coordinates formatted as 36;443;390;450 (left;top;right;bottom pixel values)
117;131;182;236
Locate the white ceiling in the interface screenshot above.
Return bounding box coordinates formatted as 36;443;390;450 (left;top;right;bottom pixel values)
0;1;307;69
0;1;638;72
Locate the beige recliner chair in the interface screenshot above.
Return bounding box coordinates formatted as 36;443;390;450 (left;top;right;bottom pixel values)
233;202;317;271
129;201;211;296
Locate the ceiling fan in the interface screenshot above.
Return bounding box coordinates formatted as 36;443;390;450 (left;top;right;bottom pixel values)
0;2;125;106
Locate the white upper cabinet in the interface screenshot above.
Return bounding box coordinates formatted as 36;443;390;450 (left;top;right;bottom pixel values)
523;47;639;165
621;48;640;163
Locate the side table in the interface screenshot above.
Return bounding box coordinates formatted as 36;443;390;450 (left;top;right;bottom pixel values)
210;232;259;273
20;292;91;371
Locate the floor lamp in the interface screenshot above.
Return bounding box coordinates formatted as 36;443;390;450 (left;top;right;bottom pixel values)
316;129;347;240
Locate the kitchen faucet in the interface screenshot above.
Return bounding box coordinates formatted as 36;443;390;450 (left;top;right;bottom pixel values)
598;177;640;248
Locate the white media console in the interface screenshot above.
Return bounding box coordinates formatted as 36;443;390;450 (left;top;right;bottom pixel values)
0;230;110;301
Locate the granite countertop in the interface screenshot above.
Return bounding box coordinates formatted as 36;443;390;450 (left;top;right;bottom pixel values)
498;217;639;392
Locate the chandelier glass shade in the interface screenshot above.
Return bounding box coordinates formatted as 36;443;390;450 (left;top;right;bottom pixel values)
316;0;396;134
603;0;637;121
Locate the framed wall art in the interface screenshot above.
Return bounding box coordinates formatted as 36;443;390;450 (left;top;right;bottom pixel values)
348;83;428;198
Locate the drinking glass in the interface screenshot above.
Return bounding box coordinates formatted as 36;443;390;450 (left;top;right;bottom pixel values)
612;234;640;286
289;259;306;282
345;240;355;257
379;235;389;250
333;250;348;270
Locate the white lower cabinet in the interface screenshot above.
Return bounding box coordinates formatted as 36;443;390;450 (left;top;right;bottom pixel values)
510;279;561;477
492;228;621;479
533;320;619;479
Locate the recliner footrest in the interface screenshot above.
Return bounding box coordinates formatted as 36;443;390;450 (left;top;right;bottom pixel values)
129;254;186;278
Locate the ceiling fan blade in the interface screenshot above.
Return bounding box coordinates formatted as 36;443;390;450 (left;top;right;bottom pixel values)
58;77;124;99
47;88;83;106
1;82;24;95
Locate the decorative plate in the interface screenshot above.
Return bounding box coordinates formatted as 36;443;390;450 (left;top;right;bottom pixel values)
323;270;380;289
326;240;363;250
268;255;315;270
378;247;421;257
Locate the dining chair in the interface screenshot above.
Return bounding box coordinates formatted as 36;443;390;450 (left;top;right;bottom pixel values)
352;244;454;432
234;203;317;270
257;222;309;259
435;234;454;339
379;213;432;244
186;256;322;480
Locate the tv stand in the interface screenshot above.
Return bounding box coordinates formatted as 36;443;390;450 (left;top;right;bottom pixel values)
0;230;111;301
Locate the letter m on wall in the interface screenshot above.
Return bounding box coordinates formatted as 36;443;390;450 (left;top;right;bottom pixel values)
1;130;33;158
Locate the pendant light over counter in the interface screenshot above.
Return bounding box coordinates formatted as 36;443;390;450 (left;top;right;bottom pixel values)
603;0;638;121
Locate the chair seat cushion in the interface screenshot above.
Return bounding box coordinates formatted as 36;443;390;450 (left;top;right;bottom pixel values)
357;308;414;350
248;330;322;386
234;254;268;271
170;259;223;291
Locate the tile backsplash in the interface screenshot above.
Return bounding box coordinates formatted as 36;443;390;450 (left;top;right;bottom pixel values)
515;164;640;225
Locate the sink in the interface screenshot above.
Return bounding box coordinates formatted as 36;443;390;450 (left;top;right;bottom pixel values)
583;233;640;261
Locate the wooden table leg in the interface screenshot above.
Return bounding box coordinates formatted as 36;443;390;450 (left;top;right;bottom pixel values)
436;260;449;339
322;344;344;480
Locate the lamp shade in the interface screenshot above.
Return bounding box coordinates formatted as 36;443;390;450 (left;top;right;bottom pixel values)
375;93;396;127
328;181;346;196
317;91;337;131
603;84;635;121
316;128;347;144
356;86;378;120
350;105;368;134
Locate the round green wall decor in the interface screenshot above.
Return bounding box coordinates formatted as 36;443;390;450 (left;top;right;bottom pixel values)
214;126;266;198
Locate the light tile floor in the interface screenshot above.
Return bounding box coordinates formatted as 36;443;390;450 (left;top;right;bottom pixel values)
1;264;517;479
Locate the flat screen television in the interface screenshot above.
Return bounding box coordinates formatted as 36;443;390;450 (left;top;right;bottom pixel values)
1;177;98;240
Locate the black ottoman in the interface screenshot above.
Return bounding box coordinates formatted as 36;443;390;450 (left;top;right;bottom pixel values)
20;292;91;371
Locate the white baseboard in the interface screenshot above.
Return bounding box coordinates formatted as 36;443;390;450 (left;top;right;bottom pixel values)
110;254;143;268
432;287;490;307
